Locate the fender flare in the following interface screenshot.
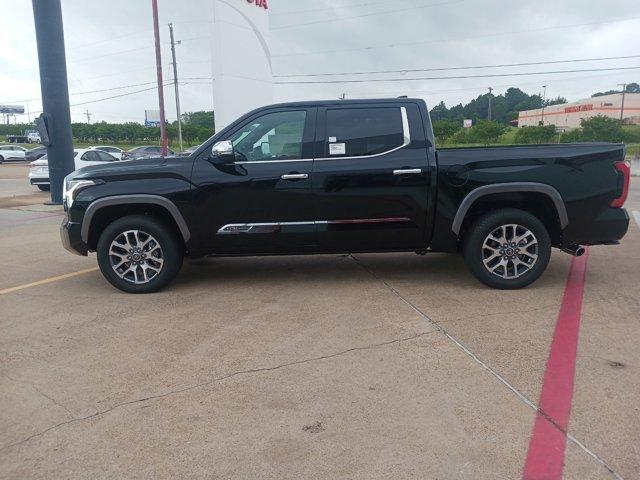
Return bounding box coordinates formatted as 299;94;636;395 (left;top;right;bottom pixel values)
451;182;568;235
81;194;191;243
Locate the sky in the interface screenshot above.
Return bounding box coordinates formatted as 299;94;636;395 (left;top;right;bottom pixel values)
0;0;638;124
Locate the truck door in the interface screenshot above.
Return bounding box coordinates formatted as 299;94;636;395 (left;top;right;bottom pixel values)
312;103;430;251
191;107;318;254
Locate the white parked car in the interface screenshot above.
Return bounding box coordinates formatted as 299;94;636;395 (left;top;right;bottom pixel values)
28;148;119;191
89;145;123;160
0;145;28;163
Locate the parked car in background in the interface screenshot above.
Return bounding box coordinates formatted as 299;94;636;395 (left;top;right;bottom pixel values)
90;145;123;160
25;146;47;162
178;145;200;156
28;156;50;190
122;146;175;161
7;129;40;144
0;144;28;163
29;148;119;190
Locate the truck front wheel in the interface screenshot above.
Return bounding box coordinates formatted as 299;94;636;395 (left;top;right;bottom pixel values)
96;215;183;293
463;208;551;289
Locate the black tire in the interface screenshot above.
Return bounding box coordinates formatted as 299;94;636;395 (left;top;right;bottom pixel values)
0;156;4;164
96;215;184;293
37;185;50;191
463;208;551;289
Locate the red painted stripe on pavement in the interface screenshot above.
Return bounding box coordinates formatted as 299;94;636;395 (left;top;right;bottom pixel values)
522;249;589;480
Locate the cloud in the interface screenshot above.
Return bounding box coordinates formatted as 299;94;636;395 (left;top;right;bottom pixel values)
1;0;638;123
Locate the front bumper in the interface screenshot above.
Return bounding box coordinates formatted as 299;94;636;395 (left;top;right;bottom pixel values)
60;217;88;256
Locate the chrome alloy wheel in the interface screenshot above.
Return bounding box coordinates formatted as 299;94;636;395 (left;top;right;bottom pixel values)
481;224;538;279
108;230;164;284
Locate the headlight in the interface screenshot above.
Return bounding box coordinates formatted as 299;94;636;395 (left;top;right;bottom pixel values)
63;178;99;208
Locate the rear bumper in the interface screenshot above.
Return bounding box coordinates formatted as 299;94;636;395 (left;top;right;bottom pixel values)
569;207;629;246
60;218;88;256
29;177;49;185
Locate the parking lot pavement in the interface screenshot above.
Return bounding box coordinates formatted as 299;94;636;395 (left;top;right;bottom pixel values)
0;172;638;478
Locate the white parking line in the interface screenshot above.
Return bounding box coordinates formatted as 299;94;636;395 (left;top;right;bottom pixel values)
633;211;640;230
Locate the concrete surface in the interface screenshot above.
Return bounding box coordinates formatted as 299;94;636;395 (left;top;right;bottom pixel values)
0;166;638;479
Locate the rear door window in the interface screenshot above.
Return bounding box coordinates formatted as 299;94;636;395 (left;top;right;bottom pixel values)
325;107;405;158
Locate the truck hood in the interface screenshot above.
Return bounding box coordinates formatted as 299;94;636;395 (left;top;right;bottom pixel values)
70;155;185;181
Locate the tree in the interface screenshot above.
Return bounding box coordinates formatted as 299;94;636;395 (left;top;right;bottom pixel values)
433;119;461;144
560;116;627;143
514;125;557;144
467;120;507;144
545;96;567;106
592;82;639;97
181;111;215;131
579;115;626;142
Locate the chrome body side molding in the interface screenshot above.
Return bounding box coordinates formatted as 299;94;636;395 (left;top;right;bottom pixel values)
217;217;412;235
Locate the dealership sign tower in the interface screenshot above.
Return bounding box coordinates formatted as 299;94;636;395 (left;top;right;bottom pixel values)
210;0;272;130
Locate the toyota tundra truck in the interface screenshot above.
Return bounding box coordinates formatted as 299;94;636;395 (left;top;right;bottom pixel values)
59;98;630;293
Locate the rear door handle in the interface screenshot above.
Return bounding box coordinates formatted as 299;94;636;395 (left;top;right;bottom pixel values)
393;169;422;175
281;173;309;180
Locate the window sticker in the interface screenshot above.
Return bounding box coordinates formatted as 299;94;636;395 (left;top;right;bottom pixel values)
329;143;346;155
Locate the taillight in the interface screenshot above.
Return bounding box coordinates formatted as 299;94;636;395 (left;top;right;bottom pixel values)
610;161;630;208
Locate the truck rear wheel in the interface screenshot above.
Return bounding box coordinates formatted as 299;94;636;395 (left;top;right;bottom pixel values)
463;208;551;289
96;215;183;293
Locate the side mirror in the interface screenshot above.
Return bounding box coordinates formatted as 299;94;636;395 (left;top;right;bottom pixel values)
211;140;235;163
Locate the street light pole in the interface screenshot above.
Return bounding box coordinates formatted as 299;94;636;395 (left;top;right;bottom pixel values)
151;0;169;156
487;87;493;121
618;83;627;122
169;23;183;152
541;85;547;126
31;0;76;205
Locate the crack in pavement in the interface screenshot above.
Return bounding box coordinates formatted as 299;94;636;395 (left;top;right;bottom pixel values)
348;254;625;480
1;330;434;452
0;373;74;418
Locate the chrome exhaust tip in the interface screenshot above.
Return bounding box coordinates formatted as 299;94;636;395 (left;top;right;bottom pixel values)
561;244;585;257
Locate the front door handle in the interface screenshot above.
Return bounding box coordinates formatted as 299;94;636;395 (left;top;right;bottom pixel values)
393;169;422;175
281;173;309;180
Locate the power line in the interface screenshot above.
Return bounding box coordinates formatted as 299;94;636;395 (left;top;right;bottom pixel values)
28;83;174;115
271;0;439;16
272;16;640;58
272;0;467;30
337;70;637;98
274;66;640;85
274;54;640;78
68;35;210;63
0;81;162;105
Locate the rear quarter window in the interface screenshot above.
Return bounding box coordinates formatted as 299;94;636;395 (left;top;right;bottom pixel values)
325;107;405;157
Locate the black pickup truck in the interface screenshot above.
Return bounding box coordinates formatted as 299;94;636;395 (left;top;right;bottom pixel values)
60;98;630;293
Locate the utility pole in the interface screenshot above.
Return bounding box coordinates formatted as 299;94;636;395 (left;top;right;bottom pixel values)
487;87;493;121
169;23;183;152
151;0;168;156
541;85;547;126
31;0;76;205
25;100;31;123
84;109;92;124
618;83;627;122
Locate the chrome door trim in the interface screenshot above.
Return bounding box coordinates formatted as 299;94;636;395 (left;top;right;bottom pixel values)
315;106;411;161
233;158;313;165
217;217;412;235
